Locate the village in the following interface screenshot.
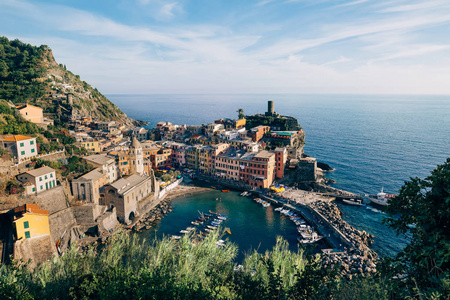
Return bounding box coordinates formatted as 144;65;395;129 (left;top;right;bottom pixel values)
0;100;347;268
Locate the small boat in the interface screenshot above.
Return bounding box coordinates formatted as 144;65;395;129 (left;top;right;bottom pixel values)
171;235;181;240
240;191;248;196
222;189;230;192
205;228;213;232
274;207;283;212
217;216;227;220
207;225;216;229
191;221;199;226
342;198;363;206
366;187;397;206
262;202;270;207
186;227;194;231
209;210;218;215
179;230;189;234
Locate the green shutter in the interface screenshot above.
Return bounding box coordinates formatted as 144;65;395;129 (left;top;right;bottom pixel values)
21;151;25;155
24;221;29;229
31;149;35;153
20;142;24;147
25;231;30;239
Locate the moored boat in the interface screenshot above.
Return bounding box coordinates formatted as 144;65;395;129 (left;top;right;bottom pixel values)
342;198;363;206
366;187;397;206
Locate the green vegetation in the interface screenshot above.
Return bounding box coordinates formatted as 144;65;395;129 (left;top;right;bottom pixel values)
0;37;47;104
1;155;449;300
34;156;94;178
245;114;301;131
383;158;450;298
0;100;41;135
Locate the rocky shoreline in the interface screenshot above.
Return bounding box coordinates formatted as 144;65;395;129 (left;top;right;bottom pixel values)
311;201;378;278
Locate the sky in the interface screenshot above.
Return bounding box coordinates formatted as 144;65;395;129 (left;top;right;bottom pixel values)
1;0;450;95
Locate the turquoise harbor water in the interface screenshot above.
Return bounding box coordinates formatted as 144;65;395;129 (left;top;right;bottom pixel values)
139;186;318;262
108;94;450;257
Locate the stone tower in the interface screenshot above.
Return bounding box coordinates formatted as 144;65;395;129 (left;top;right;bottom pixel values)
265;100;277;116
131;137;144;175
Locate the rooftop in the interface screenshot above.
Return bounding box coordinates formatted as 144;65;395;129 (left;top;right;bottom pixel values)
77;168;105;181
1;135;35;142
16;104;43;111
84;154;115;166
25;166;55;178
110;174;150;195
254;150;275;159
13;204;49;216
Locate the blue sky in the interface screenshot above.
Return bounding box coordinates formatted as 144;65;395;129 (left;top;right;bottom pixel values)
1;0;450;94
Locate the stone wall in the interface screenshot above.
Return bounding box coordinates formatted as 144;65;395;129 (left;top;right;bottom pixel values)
72;204;106;224
14;234;57;269
97;207;119;235
35;185;68;214
48;207;77;244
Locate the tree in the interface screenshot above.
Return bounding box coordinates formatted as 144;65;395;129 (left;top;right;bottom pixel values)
237;108;245;119
383;158;450;296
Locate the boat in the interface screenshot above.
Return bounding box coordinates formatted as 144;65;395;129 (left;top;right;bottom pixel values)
342;198;363;206
222;189;230;192
262;201;270;207
179;230;189;234
366;187;397;206
171;235;181;240
191;221;199;225
240;191;249;196
274;207;283;212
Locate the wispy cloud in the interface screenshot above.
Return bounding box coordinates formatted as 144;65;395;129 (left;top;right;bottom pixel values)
1;0;450;94
334;0;369;8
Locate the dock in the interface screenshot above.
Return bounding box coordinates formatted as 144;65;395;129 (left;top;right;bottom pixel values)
260;194;347;251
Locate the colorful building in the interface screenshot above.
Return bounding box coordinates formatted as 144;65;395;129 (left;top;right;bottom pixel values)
80;139;100;153
16;104;44;124
12;204;50;240
274;147;287;179
250;125;270;142
71;168;108;204
17;166;57;194
0;135;37;161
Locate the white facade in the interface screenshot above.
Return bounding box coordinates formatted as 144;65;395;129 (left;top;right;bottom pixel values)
1;135;37;161
17;166;57;194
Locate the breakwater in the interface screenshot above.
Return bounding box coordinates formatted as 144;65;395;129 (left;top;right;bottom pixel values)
260;193;378;277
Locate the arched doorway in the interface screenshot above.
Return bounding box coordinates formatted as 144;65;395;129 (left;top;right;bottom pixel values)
129;211;135;222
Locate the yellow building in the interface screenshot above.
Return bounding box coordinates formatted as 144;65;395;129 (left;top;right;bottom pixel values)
12;204;50;240
81;139;100;153
234;118;246;129
17;104;44;124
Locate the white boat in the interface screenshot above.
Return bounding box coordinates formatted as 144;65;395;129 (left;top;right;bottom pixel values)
274;207;283;212
171;235;181;240
342;198;363;206
179;230;189;234
262;201;270;207
366;187;397;206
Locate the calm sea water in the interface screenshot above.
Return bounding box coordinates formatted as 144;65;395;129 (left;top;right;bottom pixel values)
108;94;450;257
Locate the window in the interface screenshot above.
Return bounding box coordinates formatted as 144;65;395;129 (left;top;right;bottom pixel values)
25;231;30;239
31;149;35;153
24;221;29;229
32;187;35;192
20;142;24;147
45;175;47;179
40;185;43;190
50;173;53;178
39;177;42;182
30;140;34;145
21;151;25;155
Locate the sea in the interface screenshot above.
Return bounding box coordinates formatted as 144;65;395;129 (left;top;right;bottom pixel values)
107;94;450;258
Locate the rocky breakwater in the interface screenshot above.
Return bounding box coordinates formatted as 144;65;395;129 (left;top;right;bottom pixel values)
310;201;377;279
131;199;173;232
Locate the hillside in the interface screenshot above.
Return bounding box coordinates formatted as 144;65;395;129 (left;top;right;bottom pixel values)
0;36;138;125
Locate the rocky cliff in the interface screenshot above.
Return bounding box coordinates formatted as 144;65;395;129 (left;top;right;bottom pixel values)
0;36;140;126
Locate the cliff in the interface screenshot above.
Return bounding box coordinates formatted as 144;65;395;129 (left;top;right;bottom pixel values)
0;36;140;126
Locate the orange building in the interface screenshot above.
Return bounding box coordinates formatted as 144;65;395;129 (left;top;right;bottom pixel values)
249;125;270;142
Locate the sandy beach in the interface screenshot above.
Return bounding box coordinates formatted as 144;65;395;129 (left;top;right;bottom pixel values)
164;184;212;201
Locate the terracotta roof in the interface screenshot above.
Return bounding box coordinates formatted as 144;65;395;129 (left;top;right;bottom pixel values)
0;135;34;142
13;204;49;216
16;104;43;111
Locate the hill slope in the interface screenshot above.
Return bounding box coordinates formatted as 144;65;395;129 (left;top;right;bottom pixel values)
0;36;137;125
